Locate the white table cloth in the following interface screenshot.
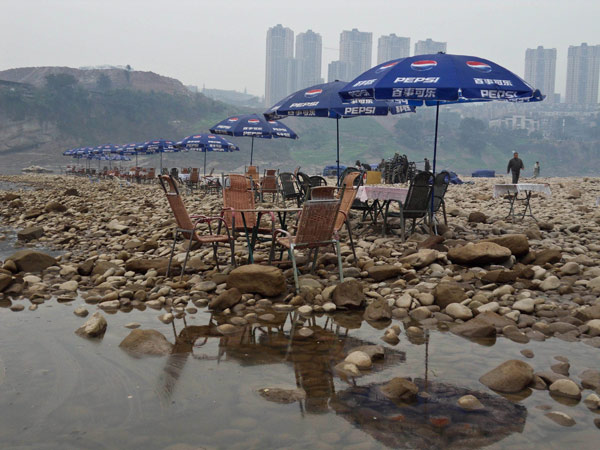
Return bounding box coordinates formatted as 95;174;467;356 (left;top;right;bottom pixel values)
493;183;552;198
357;186;409;203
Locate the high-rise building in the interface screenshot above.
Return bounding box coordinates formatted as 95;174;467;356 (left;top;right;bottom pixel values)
265;24;294;106
327;60;351;83
524;46;557;103
414;38;447;56
339;28;373;80
377;34;410;64
565;42;600;105
295;30;323;89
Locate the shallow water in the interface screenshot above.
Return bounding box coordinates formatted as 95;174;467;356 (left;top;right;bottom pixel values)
0;297;598;450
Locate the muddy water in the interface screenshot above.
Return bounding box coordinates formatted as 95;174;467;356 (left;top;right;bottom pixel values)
0;298;598;450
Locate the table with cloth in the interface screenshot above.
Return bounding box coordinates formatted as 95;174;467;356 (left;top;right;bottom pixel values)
493;183;552;221
356;186;409;225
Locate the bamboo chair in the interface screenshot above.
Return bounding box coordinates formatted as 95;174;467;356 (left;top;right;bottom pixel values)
223;174;275;250
189;168;200;190
260;169;279;202
310;186;337;200
159;175;235;279
269;199;345;293
335;171;361;262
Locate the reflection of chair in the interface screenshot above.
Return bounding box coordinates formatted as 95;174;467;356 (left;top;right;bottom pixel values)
269;199;344;293
278;172;303;207
159;175;235;278
383;171;433;240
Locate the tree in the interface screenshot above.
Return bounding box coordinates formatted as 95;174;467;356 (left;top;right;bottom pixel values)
96;73;112;92
44;73;78;91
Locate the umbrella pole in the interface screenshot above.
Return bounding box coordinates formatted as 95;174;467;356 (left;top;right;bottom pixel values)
204;150;207;177
250;137;254;166
336;117;340;184
430;101;440;230
160;152;163;174
135;153;138;167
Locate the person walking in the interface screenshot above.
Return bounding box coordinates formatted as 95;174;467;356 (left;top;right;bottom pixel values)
507;152;525;184
424;158;431;172
533;161;540;178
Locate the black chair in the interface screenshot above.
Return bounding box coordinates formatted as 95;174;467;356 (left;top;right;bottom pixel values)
278;172;302;207
383;171;433;240
309;175;328;187
431;171;450;225
295;171;312;202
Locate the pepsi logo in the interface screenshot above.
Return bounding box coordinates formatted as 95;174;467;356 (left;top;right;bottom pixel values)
228;117;239;122
376;61;399;73
304;89;322;98
248;119;260;124
466;61;492;73
411;60;437;71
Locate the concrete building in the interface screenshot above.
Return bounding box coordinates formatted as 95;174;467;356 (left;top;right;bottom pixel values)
295;30;323;89
414;38;447;56
489;115;540;134
339;28;373;80
377;34;410;64
327;60;351;83
565;42;600;105
524;46;557;103
265;24;294;107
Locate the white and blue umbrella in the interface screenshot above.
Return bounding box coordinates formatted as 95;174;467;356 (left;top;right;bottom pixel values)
265;80;416;181
136;139;176;172
209;113;297;165
339;53;544;177
175;134;239;176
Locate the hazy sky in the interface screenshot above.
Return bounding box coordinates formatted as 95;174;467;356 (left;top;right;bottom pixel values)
2;0;599;98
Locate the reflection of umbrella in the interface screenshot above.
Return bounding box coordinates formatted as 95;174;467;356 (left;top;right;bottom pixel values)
209;113;298;165
137;139;176;173
265;80;415;182
175;134;240;176
340;53;543;212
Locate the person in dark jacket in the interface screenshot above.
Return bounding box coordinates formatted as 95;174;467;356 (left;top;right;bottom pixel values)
424;158;431;172
507;152;524;183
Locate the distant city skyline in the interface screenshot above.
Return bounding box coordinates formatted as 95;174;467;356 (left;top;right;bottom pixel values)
1;0;599;100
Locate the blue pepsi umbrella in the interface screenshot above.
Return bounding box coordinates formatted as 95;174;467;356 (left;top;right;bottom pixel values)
136;139;176;172
175;134;239;176
340;53;544;217
339;53;543;176
264;80;416;181
209;114;298;165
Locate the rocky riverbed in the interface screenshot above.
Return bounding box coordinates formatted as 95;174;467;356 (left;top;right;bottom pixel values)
1;173;600;449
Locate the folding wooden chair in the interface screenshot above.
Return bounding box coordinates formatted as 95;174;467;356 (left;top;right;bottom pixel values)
269;199;344;293
159;175;235;278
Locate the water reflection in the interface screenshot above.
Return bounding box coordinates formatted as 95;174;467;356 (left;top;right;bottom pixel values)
159;310;528;448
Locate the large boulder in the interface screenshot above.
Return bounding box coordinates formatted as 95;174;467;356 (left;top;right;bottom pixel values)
398;249;438;269
468;212;487;223
119;329;173;356
366;264;403;281
332;280;365;308
533;249;562;266
380;377;419;402
6;250;57;273
44;201;67;213
226;264;286;296
433;282;467;309
209;288;242;311
91;260;122;276
364;298;392;321
484;234;529;257
479;360;534;393
448;242;511;266
452;318;496;338
125;258;171;274
17;226;44;242
75;312;107;338
0;273;13;292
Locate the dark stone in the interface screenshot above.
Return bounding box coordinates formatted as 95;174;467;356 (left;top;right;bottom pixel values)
364;298;392;321
6;250;57;273
479;360;534;393
17;226;44;242
367;264;403;282
468;212;487;223
332;280;365;308
533;249;562;266
44;201;67;213
209;288;241;311
433;282;466;309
